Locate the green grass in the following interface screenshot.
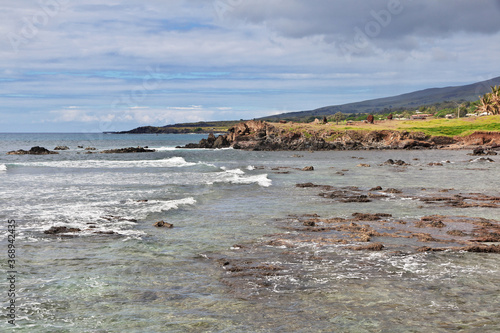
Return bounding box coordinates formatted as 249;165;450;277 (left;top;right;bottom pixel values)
272;116;500;138
401;117;500;137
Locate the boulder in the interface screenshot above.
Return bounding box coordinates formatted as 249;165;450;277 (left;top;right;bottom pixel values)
301;166;314;171
54;146;70;150
153;221;173;228
383;159;408;166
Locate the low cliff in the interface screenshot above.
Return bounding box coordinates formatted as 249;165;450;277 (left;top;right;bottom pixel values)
180;120;500;151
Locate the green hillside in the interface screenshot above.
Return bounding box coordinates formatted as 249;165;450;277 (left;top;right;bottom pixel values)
260;76;500;121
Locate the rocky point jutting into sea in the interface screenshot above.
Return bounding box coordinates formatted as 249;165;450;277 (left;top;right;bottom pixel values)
180;120;500;151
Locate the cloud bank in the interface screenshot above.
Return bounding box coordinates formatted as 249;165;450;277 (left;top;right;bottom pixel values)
0;0;499;132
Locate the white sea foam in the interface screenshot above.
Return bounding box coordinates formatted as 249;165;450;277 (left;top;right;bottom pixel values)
14;196;197;240
124;197;197;215
0;164;6;171
207;169;272;187
247;165;256;171
12;157;200;169
152;146;178;151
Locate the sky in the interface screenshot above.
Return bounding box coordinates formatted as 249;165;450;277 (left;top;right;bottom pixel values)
1;0;500;133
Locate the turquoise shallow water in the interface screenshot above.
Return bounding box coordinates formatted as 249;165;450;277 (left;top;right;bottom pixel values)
0;133;499;332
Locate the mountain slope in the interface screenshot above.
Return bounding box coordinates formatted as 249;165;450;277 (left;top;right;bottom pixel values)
260;76;500;121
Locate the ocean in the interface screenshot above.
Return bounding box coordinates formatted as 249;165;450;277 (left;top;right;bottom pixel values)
0;133;499;332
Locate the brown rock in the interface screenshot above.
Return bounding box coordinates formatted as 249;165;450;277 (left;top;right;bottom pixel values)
349;243;384;251
153;221;173;228
384;188;402;194
301;166;314;171
463;245;500;253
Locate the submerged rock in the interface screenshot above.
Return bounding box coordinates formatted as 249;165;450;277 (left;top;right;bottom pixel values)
369;186;383;191
469;157;495;163
383;159;408;166
100;147;155;154
44;226;81;234
301;166;315;171
153;221;173;228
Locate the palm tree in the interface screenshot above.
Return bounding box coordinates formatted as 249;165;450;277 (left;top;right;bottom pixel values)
477;86;500;115
491;86;500;114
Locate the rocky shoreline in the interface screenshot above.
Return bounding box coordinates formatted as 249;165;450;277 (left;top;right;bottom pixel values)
208;180;500;298
180;120;500;151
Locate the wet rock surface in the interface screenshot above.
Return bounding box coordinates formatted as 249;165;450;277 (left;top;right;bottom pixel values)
44;226;81;234
153;221;174;228
206;211;500;298
299;183;500;209
205;180;500;298
100;147;156;153
7;146;59;155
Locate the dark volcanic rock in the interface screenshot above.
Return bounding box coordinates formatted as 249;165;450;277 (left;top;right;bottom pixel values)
181;133;231;149
296;182;319;188
153;221;173;228
470;147;497;156
383;159;408;166
54;146;70;150
7;146;58;155
213;135;230;148
44;226;81;234
100;147;155;153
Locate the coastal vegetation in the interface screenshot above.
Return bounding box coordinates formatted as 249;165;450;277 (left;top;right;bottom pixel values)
273;115;500;138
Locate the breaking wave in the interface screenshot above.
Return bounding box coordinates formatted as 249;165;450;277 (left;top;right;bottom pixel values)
9;157;204;169
207;168;272;187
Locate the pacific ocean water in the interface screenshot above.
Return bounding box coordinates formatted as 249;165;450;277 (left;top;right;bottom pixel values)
0;133;499;332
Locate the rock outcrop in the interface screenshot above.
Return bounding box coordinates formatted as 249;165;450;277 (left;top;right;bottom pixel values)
7;146;59;155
